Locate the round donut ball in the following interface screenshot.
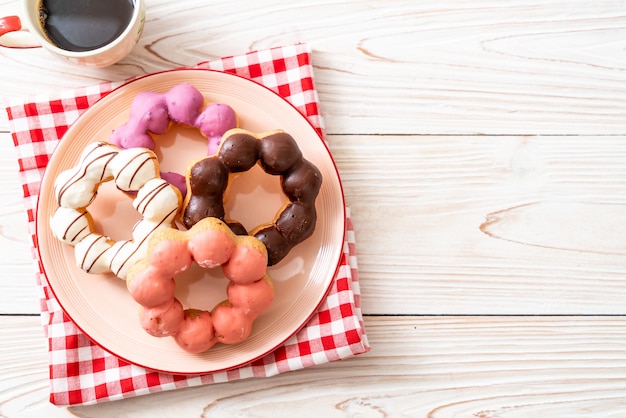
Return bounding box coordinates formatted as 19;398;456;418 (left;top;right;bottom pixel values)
139;298;184;337
127;268;176;308
218;132;260;172
259;131;302;175
221;242;267;285
188;227;235;268
174;309;216;354
281;160;322;204
211;303;253;344
149;238;193;277
165;83;204;125
188;157;229;196
227;277;274;318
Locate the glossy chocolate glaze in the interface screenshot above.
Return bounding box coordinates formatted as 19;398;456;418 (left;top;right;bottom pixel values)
218;132;260;172
183;129;322;265
282;160;323;204
259;131;302;174
252;226;291;266
275;202;317;242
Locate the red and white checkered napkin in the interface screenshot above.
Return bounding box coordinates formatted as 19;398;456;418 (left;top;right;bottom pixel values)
5;44;369;406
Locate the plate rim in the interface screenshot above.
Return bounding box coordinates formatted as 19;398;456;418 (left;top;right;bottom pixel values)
36;68;347;375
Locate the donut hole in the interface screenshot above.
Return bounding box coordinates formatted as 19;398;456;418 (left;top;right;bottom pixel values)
172;263;227;311
153;123;209;175
224;164;287;232
88;180;142;242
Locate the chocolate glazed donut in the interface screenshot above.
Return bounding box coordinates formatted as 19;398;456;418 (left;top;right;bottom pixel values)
183;128;322;265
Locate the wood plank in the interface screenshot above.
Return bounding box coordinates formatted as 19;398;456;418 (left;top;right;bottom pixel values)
2;133;626;315
0;316;625;417
330;135;626;315
3;0;626;135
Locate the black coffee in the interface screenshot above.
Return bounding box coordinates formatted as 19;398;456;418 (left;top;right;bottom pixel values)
38;0;135;52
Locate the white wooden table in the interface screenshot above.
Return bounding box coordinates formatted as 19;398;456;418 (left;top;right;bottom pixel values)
1;0;626;416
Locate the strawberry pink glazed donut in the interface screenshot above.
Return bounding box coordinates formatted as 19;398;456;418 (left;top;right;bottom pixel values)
109;83;238;197
125;217;274;354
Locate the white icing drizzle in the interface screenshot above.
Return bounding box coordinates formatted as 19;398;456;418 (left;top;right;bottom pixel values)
75;234;112;274
54;142;117;209
109;147;158;191
49;207;92;245
49;142;181;279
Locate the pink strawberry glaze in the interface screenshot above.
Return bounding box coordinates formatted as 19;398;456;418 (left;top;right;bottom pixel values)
127;267;176;308
222;245;268;285
174;310;216;353
127;218;274;353
139;298;184;337
227;278;274;318
188;228;235;268
149;239;192;277
212;304;253;344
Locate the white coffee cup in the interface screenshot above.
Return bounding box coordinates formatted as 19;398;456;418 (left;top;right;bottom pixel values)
0;0;145;67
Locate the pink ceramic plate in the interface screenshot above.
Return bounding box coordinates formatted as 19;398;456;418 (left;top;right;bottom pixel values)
36;69;345;375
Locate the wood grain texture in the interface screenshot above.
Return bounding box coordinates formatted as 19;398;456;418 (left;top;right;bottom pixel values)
332;134;626;315
1;0;626;415
2;0;626;134
1;316;625;417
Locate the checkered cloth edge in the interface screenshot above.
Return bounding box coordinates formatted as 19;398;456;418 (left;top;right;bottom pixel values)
4;43;369;406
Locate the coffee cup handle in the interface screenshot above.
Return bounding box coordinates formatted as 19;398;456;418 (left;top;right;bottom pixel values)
0;15;42;48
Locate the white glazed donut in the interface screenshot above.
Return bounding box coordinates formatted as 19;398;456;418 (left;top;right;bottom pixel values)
50;141;182;279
